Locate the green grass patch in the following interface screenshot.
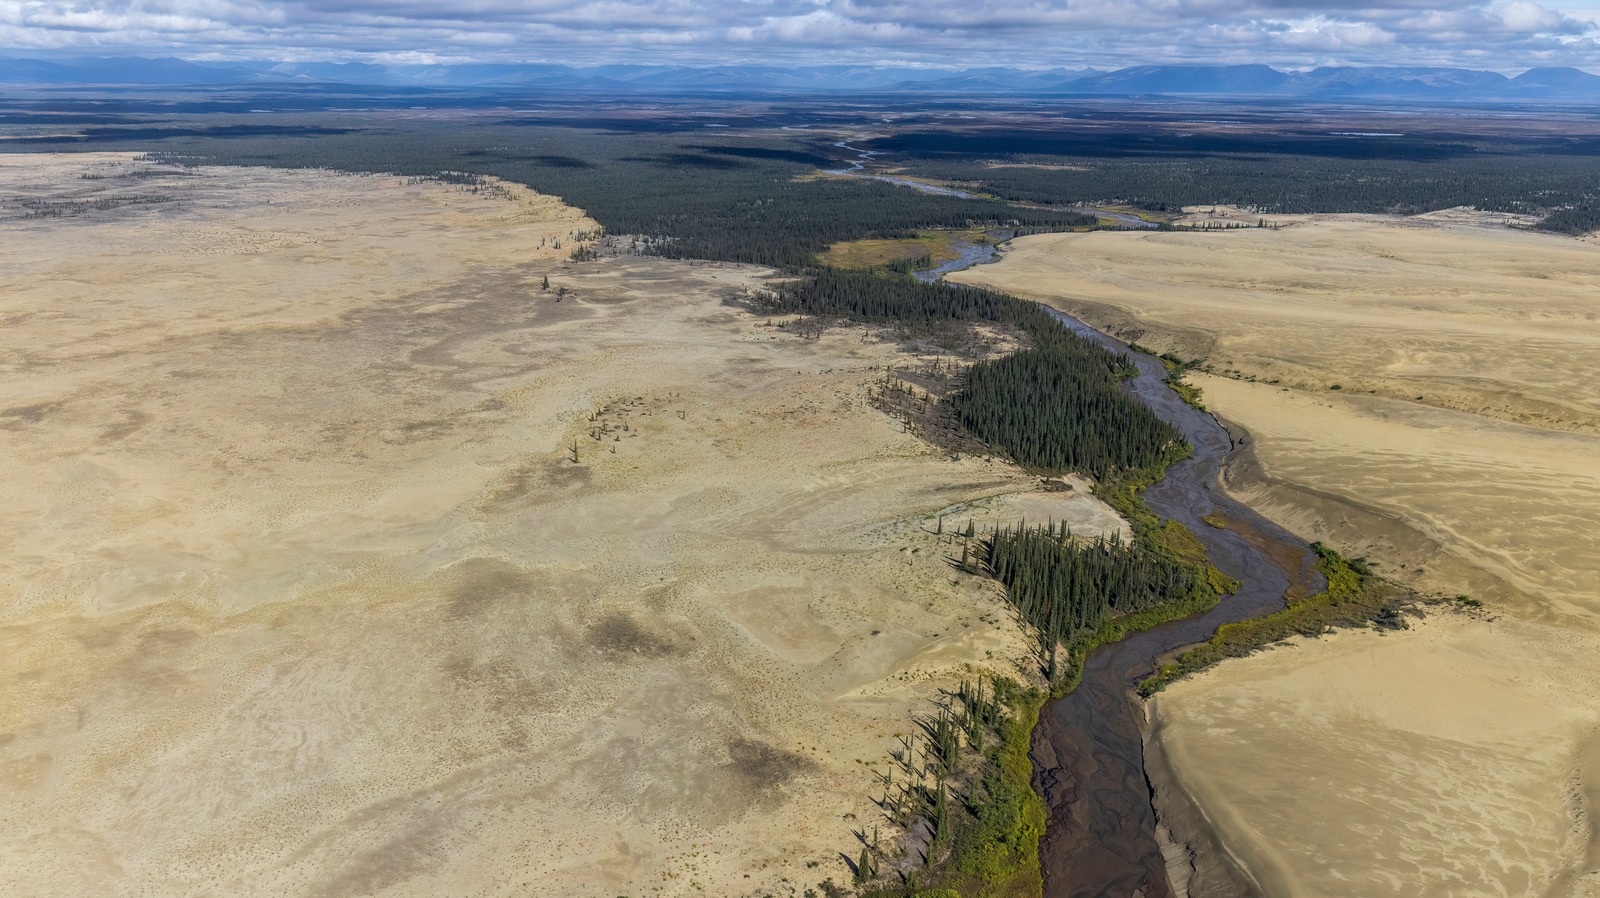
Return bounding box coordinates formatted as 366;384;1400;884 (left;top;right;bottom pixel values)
819;237;936;269
1138;543;1408;696
1167;378;1206;411
817;229;986;270
1154;352;1207;412
860;685;1047;898
948;689;1048;898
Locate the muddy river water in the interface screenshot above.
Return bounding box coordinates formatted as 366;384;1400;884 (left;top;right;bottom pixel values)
1034;312;1321;898
922;249;1318;897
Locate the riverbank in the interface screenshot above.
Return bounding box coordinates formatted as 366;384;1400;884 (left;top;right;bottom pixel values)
1027;313;1320;898
1151;611;1600;898
768;258;1282;897
949;216;1600;897
896;232;1316;898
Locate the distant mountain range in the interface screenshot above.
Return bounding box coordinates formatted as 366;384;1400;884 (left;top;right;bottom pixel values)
2;56;1598;101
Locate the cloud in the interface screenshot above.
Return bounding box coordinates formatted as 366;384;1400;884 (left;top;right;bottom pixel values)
0;0;1596;69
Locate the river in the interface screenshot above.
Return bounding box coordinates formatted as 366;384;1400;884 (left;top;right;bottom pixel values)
927;252;1320;898
1034;314;1319;898
912;238;1001;284
825;139;984;198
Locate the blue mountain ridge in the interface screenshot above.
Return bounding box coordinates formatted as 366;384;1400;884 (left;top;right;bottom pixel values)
1;56;1597;99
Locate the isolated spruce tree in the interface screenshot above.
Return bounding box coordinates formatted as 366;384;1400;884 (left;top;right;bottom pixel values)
854;848;875;884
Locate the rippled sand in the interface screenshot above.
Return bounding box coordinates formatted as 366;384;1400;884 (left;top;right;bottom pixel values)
0;155;1123;897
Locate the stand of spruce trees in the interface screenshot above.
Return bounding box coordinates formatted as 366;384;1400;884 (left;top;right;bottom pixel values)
949;347;1177;478
1538;205;1600;236
769;268;1179;479
981;524;1201;681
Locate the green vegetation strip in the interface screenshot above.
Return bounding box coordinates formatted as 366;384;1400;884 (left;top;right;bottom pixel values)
1138;543;1405;696
820;230;989;272
858;681;1046;898
1130;343;1206;413
876;459;1236;898
944;689;1047;898
769;269;1222;897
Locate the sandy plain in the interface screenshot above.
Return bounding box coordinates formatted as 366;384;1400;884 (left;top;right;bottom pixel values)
952;216;1600;897
0;154;1125;897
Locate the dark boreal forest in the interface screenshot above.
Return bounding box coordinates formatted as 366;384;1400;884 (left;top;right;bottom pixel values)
950;348;1178;477
981;526;1202;681
1537;205;1600;235
9;100;1597;254
766;269;1180;479
868;127;1600;221
12;121;1092;268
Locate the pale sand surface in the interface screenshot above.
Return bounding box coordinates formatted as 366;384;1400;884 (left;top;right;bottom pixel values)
0;155;1120;897
1153;377;1600;898
954;217;1600;896
1199;375;1600;615
1153;614;1600;898
956;218;1600;433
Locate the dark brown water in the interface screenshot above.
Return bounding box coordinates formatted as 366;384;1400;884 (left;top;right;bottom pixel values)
1035;312;1321;898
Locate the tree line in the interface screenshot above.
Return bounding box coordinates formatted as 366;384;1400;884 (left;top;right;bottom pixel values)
766;268;1180;479
98;122;1093;269
980;525;1201;681
1537;205;1600;235
902;147;1600;219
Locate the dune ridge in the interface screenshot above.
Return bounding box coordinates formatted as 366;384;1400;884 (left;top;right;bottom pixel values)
951;215;1600;897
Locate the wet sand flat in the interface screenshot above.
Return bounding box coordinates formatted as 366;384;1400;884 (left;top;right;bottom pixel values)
0;155;1125;897
953;216;1600;897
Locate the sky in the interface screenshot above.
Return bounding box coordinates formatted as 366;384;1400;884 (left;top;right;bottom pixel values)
3;0;1600;71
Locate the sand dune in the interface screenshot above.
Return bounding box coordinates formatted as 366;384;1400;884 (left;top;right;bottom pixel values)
953;216;1600;897
956;218;1600;434
0;155;1119;897
1152;612;1600;898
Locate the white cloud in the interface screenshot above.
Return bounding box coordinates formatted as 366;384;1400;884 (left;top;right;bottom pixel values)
1498;0;1570;29
0;0;1595;68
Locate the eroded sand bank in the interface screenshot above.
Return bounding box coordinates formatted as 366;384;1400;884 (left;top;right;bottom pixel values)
952;215;1600;897
0;155;1123;897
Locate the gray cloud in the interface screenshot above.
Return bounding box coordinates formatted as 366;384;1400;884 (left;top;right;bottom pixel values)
1;0;1596;69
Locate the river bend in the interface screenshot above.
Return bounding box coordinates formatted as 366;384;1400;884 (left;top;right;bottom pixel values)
1033;313;1321;898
